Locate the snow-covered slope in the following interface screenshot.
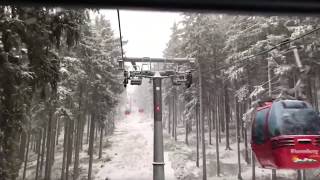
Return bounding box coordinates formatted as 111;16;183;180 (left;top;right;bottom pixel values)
96;112;176;180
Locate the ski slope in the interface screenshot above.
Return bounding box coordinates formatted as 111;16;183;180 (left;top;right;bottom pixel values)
96;112;176;180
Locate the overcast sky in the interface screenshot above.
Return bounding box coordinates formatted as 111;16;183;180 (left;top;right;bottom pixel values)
99;9;181;58
96;10;181;94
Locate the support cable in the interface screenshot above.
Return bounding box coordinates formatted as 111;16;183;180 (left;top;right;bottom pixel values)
117;9;125;61
212;26;320;73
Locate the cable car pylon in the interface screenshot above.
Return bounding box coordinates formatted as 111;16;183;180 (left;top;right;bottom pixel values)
115;9;200;180
118;57;194;180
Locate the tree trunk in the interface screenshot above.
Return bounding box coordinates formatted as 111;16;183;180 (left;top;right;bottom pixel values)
56;118;60;145
218;95;222;143
51;115;57;166
302;170;306;180
199;64;207;180
305;76;313;104
22;133;30;180
174;94;178;141
185;119;189;145
224;82;231;150
30;134;34;152
312;77;318;111
39;126;47;178
80;113;85;150
251;151;256;180
73;121;81;180
215;95;220;176
61;117;69;180
106;120;109;136
235;94;242;179
66;115;74;180
296;169;306;180
240;102;245;141
184;95;188;144
220;92;225;133
69;118;74;165
88;110;96;180
317;73;320;112
33;135;37;153
112;113;115;132
297;170;302;180
35;130;42;180
208;109;212;145
74;86;83;180
86;114;90;144
196;104;200;167
99;125;104;159
212;98;216;131
45;102;54;180
250;100;257;180
172;96;175;138
208;94;212;145
168;101;171;134
95;124;98;142
19;131;27;161
271;170;277;180
243;101;250;164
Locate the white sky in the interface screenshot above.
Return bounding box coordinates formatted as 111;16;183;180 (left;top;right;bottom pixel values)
99;9;181;58
94;10;181;94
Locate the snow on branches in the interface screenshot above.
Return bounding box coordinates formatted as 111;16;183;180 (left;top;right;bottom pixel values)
242;107;255;129
235;84;249;102
224;66;244;81
290;25;313;39
274;64;293;75
242;99;260;129
249;85;266;99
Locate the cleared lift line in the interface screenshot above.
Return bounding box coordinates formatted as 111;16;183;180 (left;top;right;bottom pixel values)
116;10;196;180
119;57;194;180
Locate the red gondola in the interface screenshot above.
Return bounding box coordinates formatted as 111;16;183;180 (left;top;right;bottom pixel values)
251;99;320;169
124;109;131;115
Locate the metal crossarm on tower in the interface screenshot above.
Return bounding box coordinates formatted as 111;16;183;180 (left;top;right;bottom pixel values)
122;57;195;64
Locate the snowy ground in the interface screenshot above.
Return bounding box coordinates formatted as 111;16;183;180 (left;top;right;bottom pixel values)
95;112;176;180
18;110;320;180
18;110;177;180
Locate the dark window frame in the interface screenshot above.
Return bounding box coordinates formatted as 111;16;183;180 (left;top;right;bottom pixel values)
252;107;270;144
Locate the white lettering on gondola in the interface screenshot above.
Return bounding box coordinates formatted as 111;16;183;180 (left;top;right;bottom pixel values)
290;149;319;154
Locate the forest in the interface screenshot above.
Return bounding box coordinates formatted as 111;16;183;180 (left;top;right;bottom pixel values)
162;14;320;180
0;6;320;180
0;7;124;180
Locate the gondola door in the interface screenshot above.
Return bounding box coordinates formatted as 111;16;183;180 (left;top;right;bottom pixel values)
252;107;272;168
